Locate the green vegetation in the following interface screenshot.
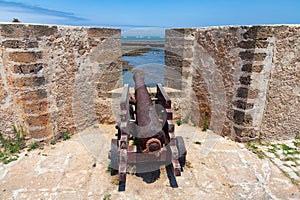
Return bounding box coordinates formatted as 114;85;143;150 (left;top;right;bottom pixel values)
284;157;295;161
63;132;71;140
193;123;198;127
182;115;190;124
246;142;265;159
0;125;26;164
281;144;293;151
202;114;209;131
176;115;190;126
194;141;202;145
267;143;280;154
293;139;300;147
176;119;182;126
131;136;137;146
103;194;112;200
185;160;193;168
28;141;37;151
295;131;300;139
245;136;300;187
0;126;73;164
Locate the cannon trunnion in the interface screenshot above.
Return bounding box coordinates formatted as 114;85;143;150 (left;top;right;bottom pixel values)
108;71;187;191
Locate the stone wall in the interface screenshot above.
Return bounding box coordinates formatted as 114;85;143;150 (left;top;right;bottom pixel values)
0;23;121;141
1;23;299;142
165;25;300;141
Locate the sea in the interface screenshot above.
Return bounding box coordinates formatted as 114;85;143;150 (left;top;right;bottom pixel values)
122;36;165;87
121;35;164;41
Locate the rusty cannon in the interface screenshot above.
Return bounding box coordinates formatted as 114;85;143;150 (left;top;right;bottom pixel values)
109;71;187;191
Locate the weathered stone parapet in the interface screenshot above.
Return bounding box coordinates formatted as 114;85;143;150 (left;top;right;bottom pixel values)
165;25;300;141
0;23;121;141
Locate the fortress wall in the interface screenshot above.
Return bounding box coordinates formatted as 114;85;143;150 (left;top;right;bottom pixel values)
1;23;299;142
0;23;121;141
165;25;300;141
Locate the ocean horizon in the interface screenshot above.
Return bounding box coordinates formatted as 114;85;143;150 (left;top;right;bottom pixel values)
121;35;165;41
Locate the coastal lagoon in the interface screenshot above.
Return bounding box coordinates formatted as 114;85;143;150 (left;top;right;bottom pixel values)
122;47;165;87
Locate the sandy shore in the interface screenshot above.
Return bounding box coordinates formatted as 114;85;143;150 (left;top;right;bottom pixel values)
121;40;164;56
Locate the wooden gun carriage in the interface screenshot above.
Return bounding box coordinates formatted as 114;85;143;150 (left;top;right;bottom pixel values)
108;71;186;191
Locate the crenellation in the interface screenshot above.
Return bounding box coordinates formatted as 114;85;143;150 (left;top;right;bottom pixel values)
1;23;299;142
0;23;121;141
166;25;300;141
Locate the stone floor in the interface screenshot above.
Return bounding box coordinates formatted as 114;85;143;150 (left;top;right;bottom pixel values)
256;139;300;183
0;124;299;200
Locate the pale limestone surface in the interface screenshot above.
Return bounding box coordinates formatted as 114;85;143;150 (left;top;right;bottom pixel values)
1;124;299;199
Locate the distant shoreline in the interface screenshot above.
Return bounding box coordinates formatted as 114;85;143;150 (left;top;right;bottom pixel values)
122;40;164;48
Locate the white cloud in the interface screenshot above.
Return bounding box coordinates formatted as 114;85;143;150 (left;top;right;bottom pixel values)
0;0;87;25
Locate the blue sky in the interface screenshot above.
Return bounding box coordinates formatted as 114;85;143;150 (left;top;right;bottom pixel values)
0;0;300;36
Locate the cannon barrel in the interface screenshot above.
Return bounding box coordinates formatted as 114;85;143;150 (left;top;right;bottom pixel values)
133;71;165;152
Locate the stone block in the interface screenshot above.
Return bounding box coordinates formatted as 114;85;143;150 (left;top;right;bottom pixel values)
241;64;264;73
30;25;58;38
239;75;251;85
243;114;253;125
239;51;267;61
255;40;269;48
29;127;52;140
9;51;42;63
98;61;122;72
0;24;57;38
1;40;39;48
233;100;254;110
23;100;49;114
165;37;184;46
183;48;193;58
165;56;183;68
241;64;253;72
11;76;46;88
87;28;120;39
221;122;231;137
95;101;115;124
17;89;47;101
88;38;101;47
165;47;184;57
11;63;43;74
93;50;120;64
238;41;256;49
182;60;191;68
0;78;8;104
233;110;245;124
236;87;259;99
233;125;258;140
236;87;248;99
226;109;234;120
165;29;185;38
26;113;50;126
242;26;274;40
248;88;259;99
252;65;264;73
0;24;27;38
238;40;269;49
165;49;183;57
